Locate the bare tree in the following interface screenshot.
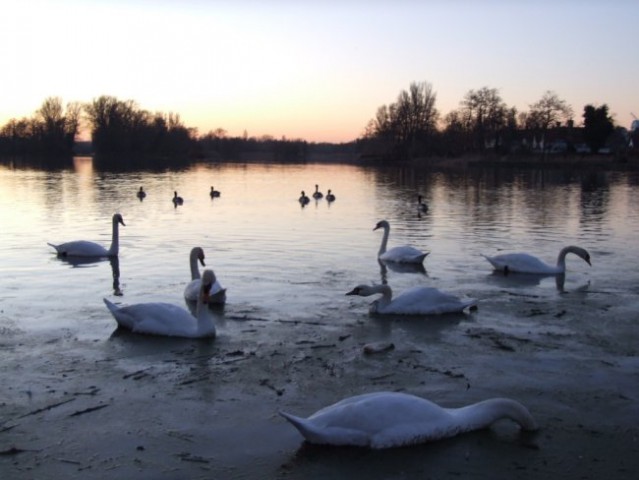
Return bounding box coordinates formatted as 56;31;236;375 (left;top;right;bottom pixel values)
527;90;573;131
459;87;507;151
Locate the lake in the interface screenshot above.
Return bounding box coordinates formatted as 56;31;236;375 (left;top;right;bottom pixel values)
1;157;639;479
1;158;638;335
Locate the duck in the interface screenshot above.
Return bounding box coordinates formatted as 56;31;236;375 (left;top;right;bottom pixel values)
184;247;226;304
136;186;146;200
374;220;428;264
482;246;591;275
48;213;125;257
417;194;428;212
346;283;477;315
280;391;537;449
173;191;184;205
299;191;310;205
210;186;221;198
312;184;323;199
104;269;216;338
326;189;336;202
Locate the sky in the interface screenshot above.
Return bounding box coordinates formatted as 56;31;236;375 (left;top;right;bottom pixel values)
1;0;638;143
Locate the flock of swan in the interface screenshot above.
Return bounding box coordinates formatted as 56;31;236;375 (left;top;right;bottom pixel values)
299;184;336;205
45;190;593;450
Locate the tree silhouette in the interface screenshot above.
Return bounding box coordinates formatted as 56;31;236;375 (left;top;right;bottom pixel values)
582;104;614;153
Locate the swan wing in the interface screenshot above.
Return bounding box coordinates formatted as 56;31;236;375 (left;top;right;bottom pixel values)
49;240;109;257
282;392;458;448
380;246;428;264
381;287;475;315
483;253;556;274
104;299;196;337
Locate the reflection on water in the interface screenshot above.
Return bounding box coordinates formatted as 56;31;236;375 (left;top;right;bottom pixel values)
1;157;638;333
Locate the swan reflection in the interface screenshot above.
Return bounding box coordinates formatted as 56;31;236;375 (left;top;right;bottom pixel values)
50;253;122;296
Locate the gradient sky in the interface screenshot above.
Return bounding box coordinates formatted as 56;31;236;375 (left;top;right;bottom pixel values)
1;0;637;143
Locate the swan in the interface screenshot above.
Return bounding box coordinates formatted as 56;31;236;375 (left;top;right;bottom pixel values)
299;191;310;205
482;246;591;274
326;189;336;202
374;220;428;264
173;191;184;205
312;184;323;199
104;269;216;338
346;284;477;315
184;247;226;304
417;194;428;212
280;391;537;449
137;187;146;200
48;213;125;257
210;186;221;198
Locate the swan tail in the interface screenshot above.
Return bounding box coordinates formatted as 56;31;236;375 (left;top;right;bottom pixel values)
279;411;322;442
103;298;119;315
47;242;60;253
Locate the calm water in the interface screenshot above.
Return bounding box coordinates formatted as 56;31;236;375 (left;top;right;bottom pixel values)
1;158;639;338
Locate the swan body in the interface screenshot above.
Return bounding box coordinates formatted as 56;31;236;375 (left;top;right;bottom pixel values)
374;220;428;264
312;184;323;199
346;284;477;315
299;191;310;205
417;194;428;212
184;247;226;304
280;391;537;449
137;187;146;200
482;246;591;274
326;189;336;202
173;191;184;205
48;213;125;257
104;270;216;338
210;186;221;198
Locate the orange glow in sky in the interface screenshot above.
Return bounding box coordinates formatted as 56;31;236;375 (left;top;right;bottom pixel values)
1;0;638;143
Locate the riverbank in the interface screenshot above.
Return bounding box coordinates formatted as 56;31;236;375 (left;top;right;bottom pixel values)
1;284;638;479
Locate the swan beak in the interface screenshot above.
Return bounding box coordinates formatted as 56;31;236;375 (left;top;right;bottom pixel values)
119;219;126;226
199;259;206;267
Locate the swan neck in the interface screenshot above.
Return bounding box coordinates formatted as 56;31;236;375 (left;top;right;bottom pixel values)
450;398;537;433
556;246;577;270
108;217;120;255
378;224;390;256
374;284;393;310
190;253;201;280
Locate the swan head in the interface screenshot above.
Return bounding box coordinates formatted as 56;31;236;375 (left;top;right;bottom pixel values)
200;269;215;303
113;213;125;226
191;247;206;267
346;284;388;297
374;220;390;232
578;248;592;266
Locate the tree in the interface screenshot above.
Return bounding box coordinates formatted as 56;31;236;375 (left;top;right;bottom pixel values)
363;81;439;159
582;104;614;153
527;90;573;131
459;87;507;151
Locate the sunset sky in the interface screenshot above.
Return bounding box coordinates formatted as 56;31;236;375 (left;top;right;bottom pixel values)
1;0;637;143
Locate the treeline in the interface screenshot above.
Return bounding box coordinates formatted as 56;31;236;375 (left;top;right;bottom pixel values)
0;96;198;158
0;95;314;162
359;82;633;160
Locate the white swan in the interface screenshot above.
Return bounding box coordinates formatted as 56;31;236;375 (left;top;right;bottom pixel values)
136;186;146;200
312;184;323;199
48;213;125;257
482;246;591;274
210;186;221;198
346;284;477;315
299;191;310;205
104;269;216;338
173;191;184;205
374;220;428;264
326;189;336;202
184;247;226;304
280;391;537;449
